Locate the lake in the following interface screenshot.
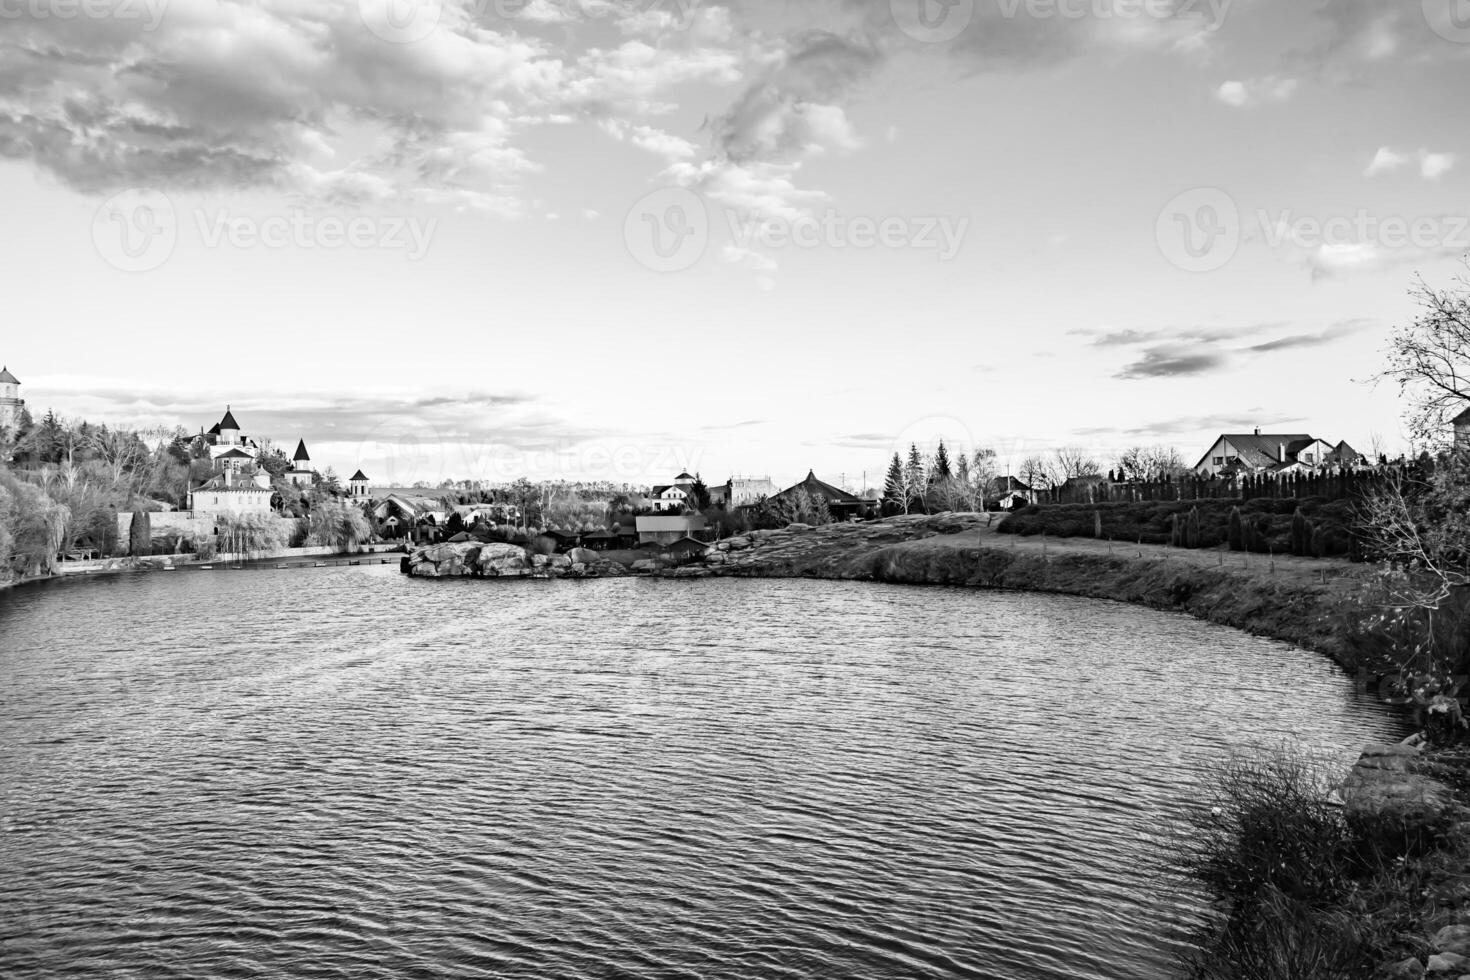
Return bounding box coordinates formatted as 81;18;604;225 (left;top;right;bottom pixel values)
0;568;1402;979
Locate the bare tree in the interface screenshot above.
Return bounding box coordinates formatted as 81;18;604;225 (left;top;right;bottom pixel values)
1382;262;1470;446
1049;446;1101;486
1017;455;1050;497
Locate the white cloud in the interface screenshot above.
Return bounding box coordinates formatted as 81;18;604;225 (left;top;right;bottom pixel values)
1420;150;1457;181
1214;77;1297;109
1364;146;1409;177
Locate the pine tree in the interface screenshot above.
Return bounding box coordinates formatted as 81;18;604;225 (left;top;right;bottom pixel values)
904;444;926;514
1186;506;1202;549
1227;506;1244;551
883;454;905;503
932;440;953;482
128;510;151;557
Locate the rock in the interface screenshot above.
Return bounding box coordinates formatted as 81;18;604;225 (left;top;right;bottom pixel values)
531;554;550;568
631;559;661;573
1435;927;1470;958
567;547;598;564
550;554;571;569
704;553;728;565
478;542;526;562
569;562;586;574
785;523;812;532
593;561;629;577
1343;744;1456;839
1428;953;1470;973
1381;957;1426;980
725;536;752;551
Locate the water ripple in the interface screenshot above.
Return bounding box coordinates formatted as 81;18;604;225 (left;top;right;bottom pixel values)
0;571;1402;979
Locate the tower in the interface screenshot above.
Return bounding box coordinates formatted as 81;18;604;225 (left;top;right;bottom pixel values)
0;366;24;431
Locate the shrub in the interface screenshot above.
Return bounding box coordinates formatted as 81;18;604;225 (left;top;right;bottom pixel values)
1227;506;1244;552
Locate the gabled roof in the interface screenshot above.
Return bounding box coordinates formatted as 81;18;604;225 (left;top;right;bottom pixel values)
0;366;18;384
582;529;614;540
219;407;241;431
777;470;862;505
292;439;311;462
349;469;369;482
217;448;253;459
662;536;708;553
1454;405;1470;426
1195;433;1314;470
206;423;221;436
674;471;695;480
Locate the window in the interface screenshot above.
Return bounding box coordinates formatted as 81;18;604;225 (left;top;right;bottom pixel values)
1213;457;1223;466
1305;453;1314;463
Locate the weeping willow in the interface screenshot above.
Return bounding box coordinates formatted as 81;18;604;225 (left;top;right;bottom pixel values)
0;466;71;579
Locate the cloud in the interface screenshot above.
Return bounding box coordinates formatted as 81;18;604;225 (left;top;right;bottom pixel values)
1072;323;1282;348
1114;345;1231;380
1214;77;1297;108
1420;150;1457;181
1087;411;1299;439
1244;320;1368;352
1364;145;1409;177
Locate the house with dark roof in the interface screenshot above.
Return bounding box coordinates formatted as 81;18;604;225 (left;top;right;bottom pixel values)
1456;406;1470;451
347;469;371;499
649;471;699;512
203;406;260;465
1193;429;1363;477
771;471;869;521
188;468;275;518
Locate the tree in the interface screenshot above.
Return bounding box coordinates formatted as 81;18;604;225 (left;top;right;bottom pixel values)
1228;506;1245;552
1018;455;1050;496
904;444;927;514
932;441;953;483
883;453;906;508
1382;263;1470;446
1049;446;1101;486
129;510;151;557
306;500;371;552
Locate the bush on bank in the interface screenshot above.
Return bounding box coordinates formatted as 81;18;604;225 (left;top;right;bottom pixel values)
995;498;1359;557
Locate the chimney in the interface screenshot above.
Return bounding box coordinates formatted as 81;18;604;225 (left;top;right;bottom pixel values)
1279;442;1286;462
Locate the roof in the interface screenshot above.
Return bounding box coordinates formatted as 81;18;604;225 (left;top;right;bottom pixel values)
635;514;709;531
217;448;253;459
776;470;862;505
219;407;241;431
349;469;370;482
1454;406;1470;426
582;529;614;540
674;472;695;480
662;536;707;553
0;366;18;384
1195;433;1315;470
192;474;271;493
207;423;221;436
292;439;311;462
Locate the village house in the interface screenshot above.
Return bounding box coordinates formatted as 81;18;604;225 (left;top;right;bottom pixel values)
0;366;24;431
635;513;709;545
347;469;372;499
771;470;871;521
649;471;698;511
1455;406;1470;451
188;467;275;518
1192;429;1362;478
717;476;778;508
202;407;261;465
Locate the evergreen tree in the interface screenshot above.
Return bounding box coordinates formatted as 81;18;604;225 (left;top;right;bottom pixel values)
883;453;905;502
1227;506;1245;552
129;510;151;557
932;440;953;482
904;444;926;513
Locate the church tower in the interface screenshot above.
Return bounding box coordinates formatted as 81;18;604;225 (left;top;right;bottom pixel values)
0;366;24;431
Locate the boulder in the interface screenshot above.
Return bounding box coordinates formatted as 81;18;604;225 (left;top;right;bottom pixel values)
1343;744;1456;841
550;554;572;569
631;559;661;573
567;547;598;564
785;523;812;532
1427;953;1470;973
593;561;629;577
1435;927;1470;958
1380;958;1425;980
531;554;550;568
724;536;752;551
478;542;526;563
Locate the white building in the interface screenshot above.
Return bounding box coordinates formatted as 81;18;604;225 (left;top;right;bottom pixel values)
189;468;275;518
286;439;316;487
0;366;24;431
206;407;260;465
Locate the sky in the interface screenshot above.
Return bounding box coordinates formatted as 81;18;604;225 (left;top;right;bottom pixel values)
1;0;1468;490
